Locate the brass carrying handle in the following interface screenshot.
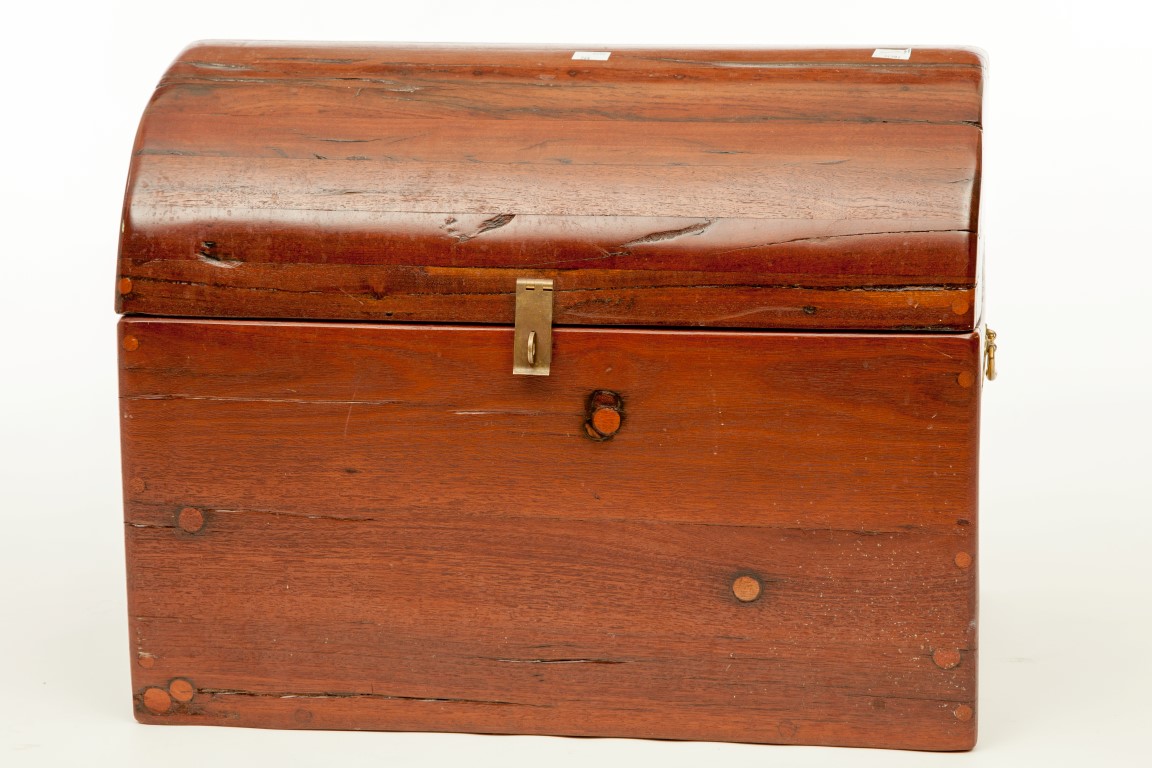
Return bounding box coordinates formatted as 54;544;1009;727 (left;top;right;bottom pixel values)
984;328;997;381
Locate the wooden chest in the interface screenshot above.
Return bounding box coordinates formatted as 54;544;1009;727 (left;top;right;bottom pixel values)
117;43;988;751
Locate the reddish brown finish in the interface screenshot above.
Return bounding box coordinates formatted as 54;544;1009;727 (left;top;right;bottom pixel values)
117;43;986;751
117;44;983;331
120;318;979;750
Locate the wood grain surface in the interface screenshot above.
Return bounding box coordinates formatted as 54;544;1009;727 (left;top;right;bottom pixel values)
120;318;980;750
117;44;984;330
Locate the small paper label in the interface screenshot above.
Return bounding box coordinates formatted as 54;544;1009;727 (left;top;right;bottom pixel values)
872;48;912;60
572;51;611;61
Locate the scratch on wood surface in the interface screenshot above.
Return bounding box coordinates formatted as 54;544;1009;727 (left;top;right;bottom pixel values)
454;409;548;416
705;305;788;323
923;343;956;359
186;61;254;71
343;375;362;438
336;286;366;306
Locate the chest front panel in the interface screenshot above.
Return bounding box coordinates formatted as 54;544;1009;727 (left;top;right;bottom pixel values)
120;318;979;750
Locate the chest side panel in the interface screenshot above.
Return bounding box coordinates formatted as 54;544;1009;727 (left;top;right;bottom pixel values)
120;319;979;750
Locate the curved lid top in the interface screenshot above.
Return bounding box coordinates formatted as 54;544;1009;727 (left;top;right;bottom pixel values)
117;43;984;330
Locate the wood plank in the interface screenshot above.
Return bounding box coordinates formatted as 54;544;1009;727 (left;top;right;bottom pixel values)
158;44;983;125
134;115;979;168
148;75;979;125
126;510;976;750
127;153;974;222
119;261;975;331
119;320;980;530
118;44;983;330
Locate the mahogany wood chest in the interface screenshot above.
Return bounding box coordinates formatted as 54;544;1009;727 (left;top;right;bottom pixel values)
117;42;988;751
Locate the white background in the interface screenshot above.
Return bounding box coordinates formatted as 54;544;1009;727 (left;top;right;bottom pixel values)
2;1;1151;765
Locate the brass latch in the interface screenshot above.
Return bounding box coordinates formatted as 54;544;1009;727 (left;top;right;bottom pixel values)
984;327;998;381
513;278;554;375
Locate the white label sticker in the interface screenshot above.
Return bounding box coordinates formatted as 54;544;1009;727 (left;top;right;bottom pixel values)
872;47;912;60
572;51;611;61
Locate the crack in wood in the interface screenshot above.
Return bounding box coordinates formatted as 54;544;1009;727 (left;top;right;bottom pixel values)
453;213;516;243
637;57;983;73
709;229;973;257
151;78;980;127
123;502;947;535
521;229;969;269
201;688;543;707
308;136;383;143
843;691;974;704
197;241;243;269
488;657;630;665
125;394;403;406
216;508;382;523
614;219;713;250
125;275;973;299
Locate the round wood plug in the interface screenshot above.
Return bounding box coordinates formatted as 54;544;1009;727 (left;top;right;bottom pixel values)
584;390;624;441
